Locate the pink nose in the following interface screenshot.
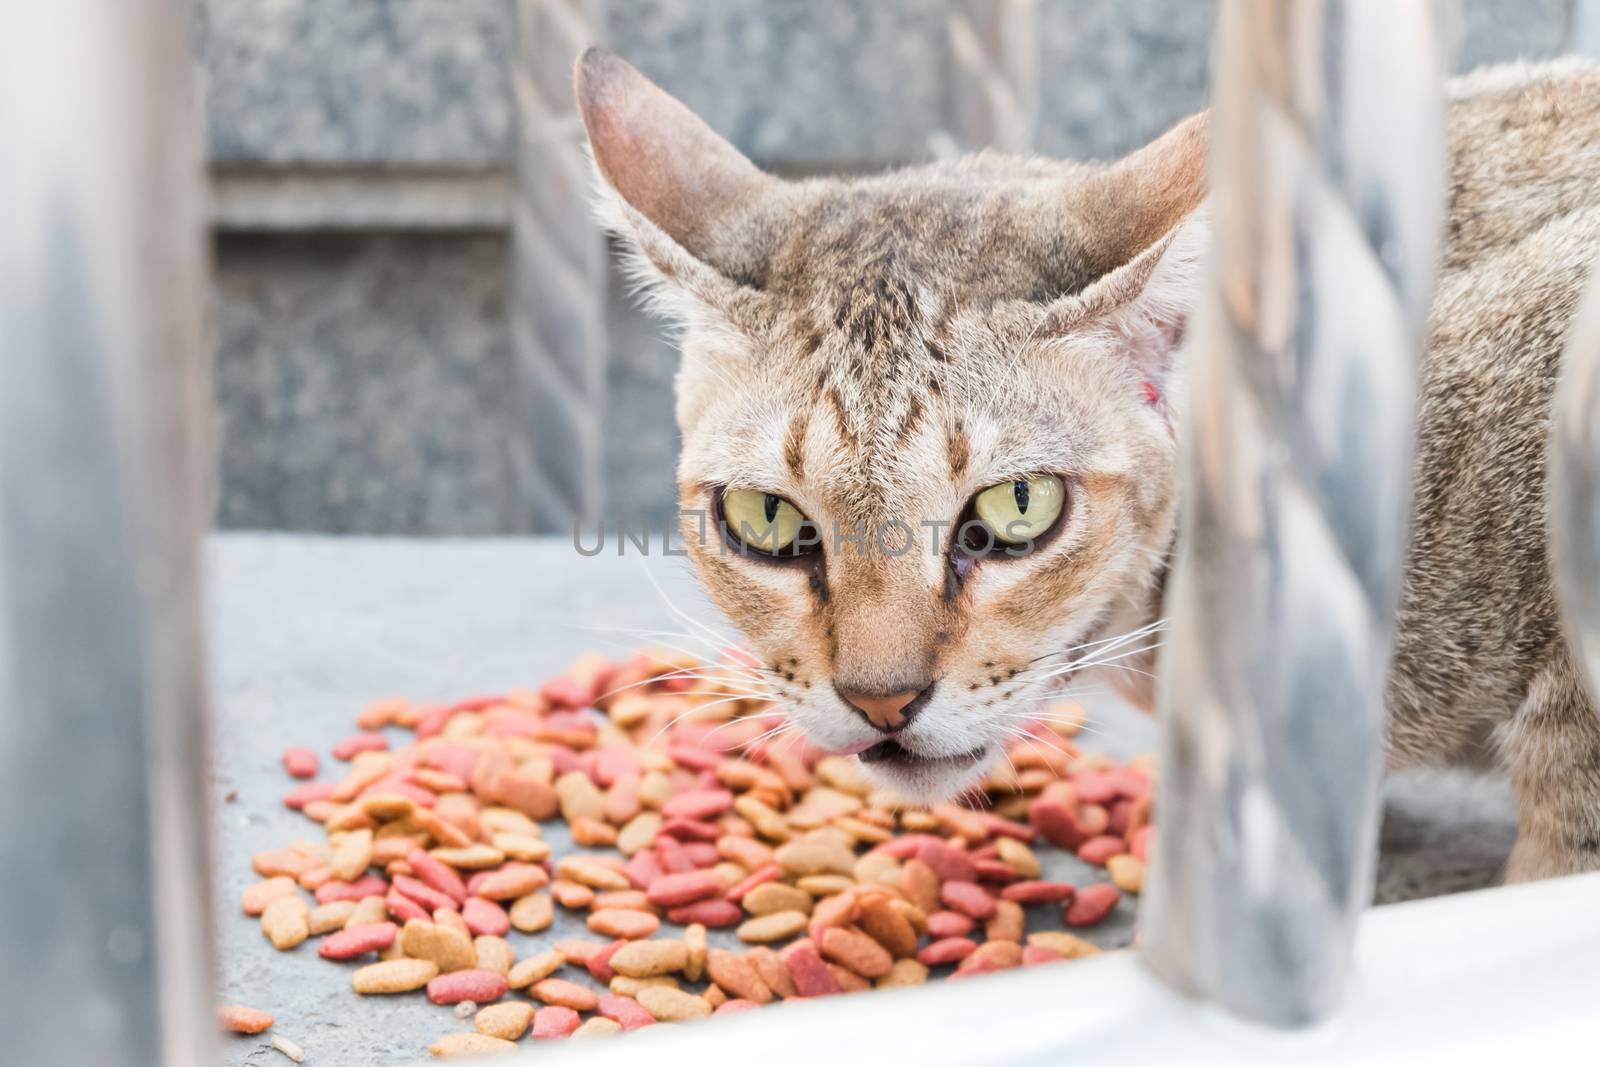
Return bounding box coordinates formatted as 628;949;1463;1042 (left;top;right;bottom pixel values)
837;688;921;732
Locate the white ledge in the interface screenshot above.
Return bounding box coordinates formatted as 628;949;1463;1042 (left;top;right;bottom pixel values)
505;871;1600;1066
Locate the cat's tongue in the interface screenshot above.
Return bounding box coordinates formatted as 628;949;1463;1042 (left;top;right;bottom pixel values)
828;736;886;757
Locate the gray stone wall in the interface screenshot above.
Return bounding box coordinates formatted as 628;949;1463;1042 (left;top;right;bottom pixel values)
207;0;1585;535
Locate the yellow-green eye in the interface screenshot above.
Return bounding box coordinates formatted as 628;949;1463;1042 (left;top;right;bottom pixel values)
973;475;1067;546
722;489;810;554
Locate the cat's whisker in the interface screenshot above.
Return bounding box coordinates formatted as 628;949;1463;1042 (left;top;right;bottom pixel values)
1026;618;1167;666
640;685;774;747
677;692;779;718
1024;621;1168;674
566;631;781;704
1005;688;1113;709
741;719;799;751
994;741;1024;787
1006;718;1108;742
686;709;789;748
567;621;730;658
640;686;788;745
637;561;746;659
1027;640;1165;682
995;728;1071;771
586;662;779;706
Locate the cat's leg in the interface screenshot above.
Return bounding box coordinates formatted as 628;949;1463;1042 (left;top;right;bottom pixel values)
1503;660;1600;881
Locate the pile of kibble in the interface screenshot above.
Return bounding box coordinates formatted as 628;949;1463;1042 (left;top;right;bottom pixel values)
223;648;1154;1059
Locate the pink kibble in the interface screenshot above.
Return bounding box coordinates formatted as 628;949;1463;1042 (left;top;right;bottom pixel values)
1000;881;1077;905
983;814;1037;842
385;888;429;924
540;676;593;709
781;940;842;997
683;842;720;867
715;999;761;1016
1029;795;1091;851
420;743;480;785
940;880;997;920
392;874;455;913
662;788;734;820
1111;766;1151;799
413;704;454;740
541;711;598;738
481;713;543;739
1077;835;1126;866
463;896;510;937
625;850;663;890
317;922;397;960
926;911;975;939
332;732;389;761
548;746;583;776
873;833;943;859
446;694;506;715
654;836;695;874
725;863;781;902
665;899;742;927
282;747;318;779
426;969;508;1005
916;938;978;966
646;869;723;907
659;817;721;842
531;1004;582;1038
975;859;1020;883
592;747;642;787
667;745;721;772
283;781;337;811
1070;770;1119;805
1064;882;1120;927
587;939;627;984
314;874;388;905
1022;944;1066;966
596;995;655;1031
405;848;467;904
915;840;978;883
357;777;437;808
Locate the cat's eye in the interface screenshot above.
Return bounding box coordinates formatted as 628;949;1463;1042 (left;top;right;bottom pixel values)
968;475;1067;551
719;488;814;556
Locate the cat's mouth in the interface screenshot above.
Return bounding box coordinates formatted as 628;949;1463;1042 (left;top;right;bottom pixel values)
857;737;990;770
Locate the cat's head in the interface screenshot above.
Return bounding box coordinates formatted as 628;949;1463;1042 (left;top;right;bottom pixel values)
576;49;1206;801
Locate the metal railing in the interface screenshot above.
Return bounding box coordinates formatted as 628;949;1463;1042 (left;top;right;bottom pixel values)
0;1;215;1064
5;0;1600;1062
1141;0;1447;1027
511;0;609;533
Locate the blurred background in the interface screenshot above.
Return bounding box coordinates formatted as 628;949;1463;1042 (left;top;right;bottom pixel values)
202;0;1588;536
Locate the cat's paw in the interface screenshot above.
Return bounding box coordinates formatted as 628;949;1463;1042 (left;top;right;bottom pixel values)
1505;833;1600;883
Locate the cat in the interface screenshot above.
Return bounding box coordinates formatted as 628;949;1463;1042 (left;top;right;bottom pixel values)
574;47;1600;881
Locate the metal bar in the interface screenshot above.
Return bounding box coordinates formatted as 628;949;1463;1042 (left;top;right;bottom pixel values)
510;0;609;533
0;2;214;1065
1573;0;1600;56
1550;265;1600;700
943;0;1040;154
1140;0;1447;1027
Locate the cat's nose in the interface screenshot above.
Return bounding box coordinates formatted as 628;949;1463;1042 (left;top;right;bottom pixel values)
835;684;930;733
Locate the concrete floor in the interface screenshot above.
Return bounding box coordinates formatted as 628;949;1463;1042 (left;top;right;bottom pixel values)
208;534;1517;1065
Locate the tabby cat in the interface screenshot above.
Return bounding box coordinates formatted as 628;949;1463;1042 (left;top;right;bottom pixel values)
574;49;1600;880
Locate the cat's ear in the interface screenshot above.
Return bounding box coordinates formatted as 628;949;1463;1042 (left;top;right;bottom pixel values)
1073;112;1209;277
1048;113;1210;399
574;48;783;315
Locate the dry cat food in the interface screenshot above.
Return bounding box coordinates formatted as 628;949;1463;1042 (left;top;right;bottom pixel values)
230;648;1154;1058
